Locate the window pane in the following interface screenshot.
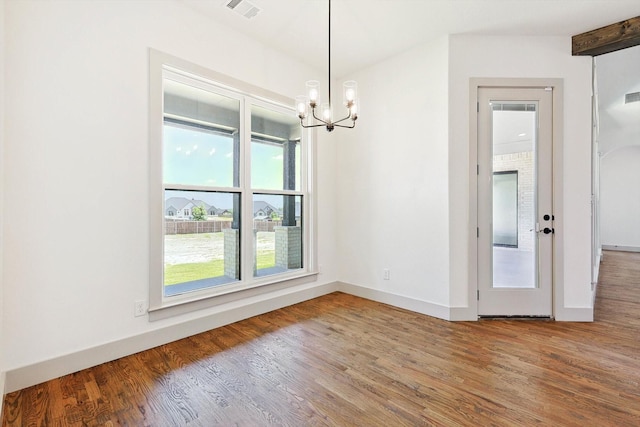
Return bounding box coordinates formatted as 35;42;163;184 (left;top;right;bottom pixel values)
163;78;240;187
252;194;302;277
251;105;300;191
491;105;537;289
164;190;240;297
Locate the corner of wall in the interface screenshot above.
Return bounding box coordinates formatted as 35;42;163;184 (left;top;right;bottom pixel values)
337;282;452;320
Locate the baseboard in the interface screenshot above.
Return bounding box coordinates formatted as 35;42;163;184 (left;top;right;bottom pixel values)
592;252;602;305
0;370;6;420
337;281;452;320
5;282;339;393
554;306;594;322
6;279;593;393
602;245;640;253
448;306;478;321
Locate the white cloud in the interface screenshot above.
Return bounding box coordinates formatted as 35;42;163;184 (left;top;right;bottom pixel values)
209;148;216;156
272;154;284;160
225;152;233;158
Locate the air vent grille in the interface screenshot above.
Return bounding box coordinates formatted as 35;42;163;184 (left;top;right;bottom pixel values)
225;0;260;19
625;92;640;104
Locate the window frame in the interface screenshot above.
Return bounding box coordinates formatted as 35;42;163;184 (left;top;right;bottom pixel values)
148;49;317;320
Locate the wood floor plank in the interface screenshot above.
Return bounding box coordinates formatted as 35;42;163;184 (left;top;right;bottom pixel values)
4;249;640;426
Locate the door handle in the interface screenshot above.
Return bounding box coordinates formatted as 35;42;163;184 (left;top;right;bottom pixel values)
542;227;554;234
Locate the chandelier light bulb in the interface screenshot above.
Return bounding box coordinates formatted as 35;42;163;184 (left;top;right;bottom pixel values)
295;96;308;119
306;80;320;107
350;101;358;120
343;80;357;106
321;103;332;121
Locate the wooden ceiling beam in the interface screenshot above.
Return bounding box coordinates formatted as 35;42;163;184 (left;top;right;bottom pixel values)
572;16;640;56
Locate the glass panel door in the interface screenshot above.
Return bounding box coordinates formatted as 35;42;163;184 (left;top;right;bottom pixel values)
477;86;553;317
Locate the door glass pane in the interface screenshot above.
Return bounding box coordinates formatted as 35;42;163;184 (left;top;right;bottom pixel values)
491;102;537;288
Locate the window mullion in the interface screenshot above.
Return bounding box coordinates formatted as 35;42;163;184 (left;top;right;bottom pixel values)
240;96;254;283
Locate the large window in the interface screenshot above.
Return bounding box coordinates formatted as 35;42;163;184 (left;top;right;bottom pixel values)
149;50;315;318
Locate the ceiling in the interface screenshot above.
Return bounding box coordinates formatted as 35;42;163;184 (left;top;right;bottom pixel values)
177;0;639;149
179;0;640;78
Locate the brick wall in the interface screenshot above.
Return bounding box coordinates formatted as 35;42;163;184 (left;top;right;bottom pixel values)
275;226;302;269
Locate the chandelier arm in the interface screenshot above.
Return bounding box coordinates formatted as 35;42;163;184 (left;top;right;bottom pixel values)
310;107;331;126
334;122;356;129
300;121;329;129
333;112;355;125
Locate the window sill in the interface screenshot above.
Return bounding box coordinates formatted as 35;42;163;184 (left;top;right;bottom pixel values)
148;271;319;321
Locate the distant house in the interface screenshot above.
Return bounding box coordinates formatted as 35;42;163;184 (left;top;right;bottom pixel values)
165;197;288;219
253;200;280;218
165;197;216;219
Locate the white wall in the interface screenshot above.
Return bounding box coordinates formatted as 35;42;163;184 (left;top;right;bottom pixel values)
336;37;451;312
3;0;338;383
449;35;594;316
600;147;640;249
0;0;6;404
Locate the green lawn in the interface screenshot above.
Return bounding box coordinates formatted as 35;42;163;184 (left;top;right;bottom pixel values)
164;232;276;286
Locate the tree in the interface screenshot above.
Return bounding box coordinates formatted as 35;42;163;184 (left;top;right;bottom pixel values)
192;205;207;221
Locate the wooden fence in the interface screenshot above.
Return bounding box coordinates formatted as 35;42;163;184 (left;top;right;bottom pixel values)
165;219;285;235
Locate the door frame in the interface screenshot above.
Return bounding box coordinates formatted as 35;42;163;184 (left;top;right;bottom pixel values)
468;78;564;319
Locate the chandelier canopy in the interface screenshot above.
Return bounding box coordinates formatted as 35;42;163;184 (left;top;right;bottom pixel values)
295;0;358;132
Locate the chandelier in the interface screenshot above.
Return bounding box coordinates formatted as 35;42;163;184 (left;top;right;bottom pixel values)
295;0;358;132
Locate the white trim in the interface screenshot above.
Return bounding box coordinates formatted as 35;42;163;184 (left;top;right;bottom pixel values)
591;251;601;306
554;307;594;322
448;306;478;321
5;282;339;394
0;371;6;420
467;78;583;321
337;282;452;320
602;245;640;253
148;48;316;318
149;273;319;321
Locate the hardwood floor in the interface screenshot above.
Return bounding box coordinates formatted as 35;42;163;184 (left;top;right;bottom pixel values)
3;250;640;426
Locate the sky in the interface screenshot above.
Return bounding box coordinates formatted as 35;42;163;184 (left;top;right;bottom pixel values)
164;124;299;209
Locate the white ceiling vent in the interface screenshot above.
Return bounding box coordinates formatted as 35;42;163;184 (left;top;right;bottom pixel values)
225;0;260;19
624;92;640;104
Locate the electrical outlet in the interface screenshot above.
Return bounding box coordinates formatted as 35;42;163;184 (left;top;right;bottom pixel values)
134;300;147;317
383;268;390;280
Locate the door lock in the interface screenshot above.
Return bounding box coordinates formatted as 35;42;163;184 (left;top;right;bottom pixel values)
543;227;554;234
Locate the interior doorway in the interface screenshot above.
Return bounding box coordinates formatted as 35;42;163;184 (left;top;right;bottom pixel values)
594;45;640;261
